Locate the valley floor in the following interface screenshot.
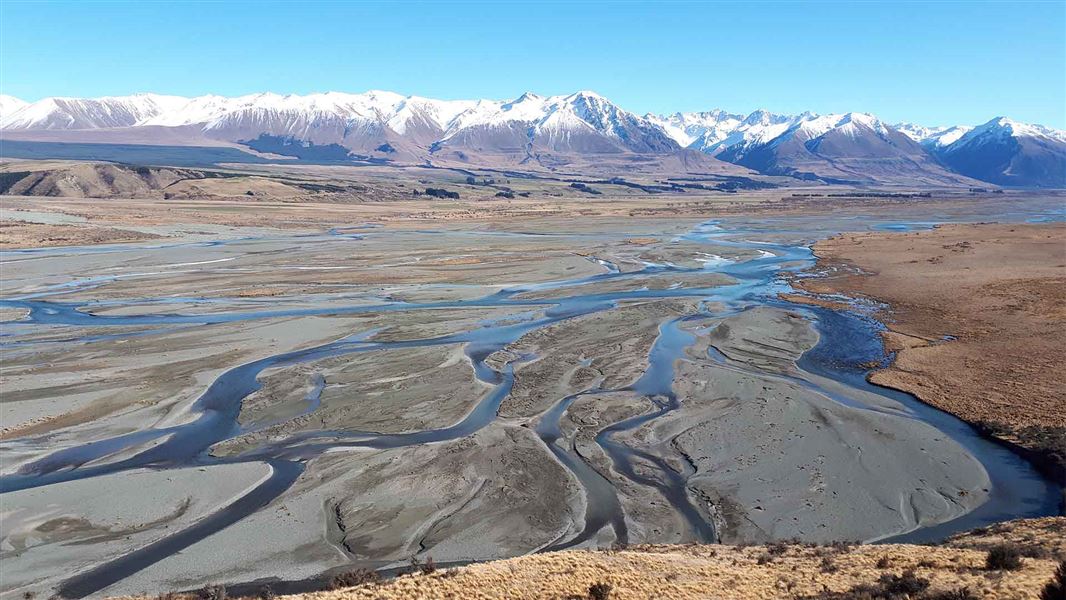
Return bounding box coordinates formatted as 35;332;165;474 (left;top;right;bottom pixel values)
121;517;1066;600
791;222;1066;483
1;191;1063;599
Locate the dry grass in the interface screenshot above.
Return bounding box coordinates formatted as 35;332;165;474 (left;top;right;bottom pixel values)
0;220;163;248
283;538;1059;600
111;519;1066;600
946;518;1066;562
792;223;1066;480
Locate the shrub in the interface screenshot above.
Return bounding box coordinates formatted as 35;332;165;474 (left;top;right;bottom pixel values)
1041;561;1066;600
424;187;460;199
923;588;979;600
588;582;612;600
420;556;436;575
878;569;930;596
876;556;892;569
986;544;1024;571
197;585;226;600
767;541;789;556
820;556;839;573
328;568;380;590
1020;545;1051;559
569;182;602;195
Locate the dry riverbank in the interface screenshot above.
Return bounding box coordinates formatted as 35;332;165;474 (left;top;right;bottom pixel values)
792;222;1066;483
115;518;1066;600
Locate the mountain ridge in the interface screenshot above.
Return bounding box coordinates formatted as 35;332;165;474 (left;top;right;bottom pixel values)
3;91;1063;186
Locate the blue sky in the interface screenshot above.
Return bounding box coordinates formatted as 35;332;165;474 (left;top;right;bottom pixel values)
2;1;1064;127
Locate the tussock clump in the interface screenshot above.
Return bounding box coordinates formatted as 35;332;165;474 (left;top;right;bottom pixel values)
767;541;790;556
922;589;979;600
196;585;225;600
588;582;612;600
875;569;931;597
804;569;930;599
986;544;1024;571
1040;561;1066;600
328;568;380;590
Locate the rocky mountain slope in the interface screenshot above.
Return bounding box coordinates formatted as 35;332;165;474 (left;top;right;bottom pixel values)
3;91;1064;186
931;118;1066;187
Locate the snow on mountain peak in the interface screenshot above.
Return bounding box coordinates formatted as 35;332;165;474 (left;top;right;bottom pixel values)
3;90;1063;171
0;95;28;117
945;116;1066;151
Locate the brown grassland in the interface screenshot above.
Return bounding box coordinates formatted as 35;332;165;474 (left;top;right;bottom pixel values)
791;223;1066;482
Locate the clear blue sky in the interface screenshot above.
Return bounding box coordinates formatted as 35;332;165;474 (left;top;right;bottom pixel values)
2;1;1064;127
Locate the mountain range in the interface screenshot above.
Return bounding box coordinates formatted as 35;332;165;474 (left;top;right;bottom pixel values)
2;91;1064;187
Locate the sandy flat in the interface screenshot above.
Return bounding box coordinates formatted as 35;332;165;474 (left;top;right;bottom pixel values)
793;222;1066;479
1;462;270;594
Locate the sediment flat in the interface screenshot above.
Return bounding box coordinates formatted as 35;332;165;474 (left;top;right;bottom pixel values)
793;222;1066;478
2;196;1062;599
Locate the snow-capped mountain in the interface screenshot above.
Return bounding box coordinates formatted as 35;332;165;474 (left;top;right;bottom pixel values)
895;123;974;149
701;111;969;184
645;110;745;149
1;90;679;160
0;94;189;130
0;95;28;118
2;91;1064;186
933;117;1066;187
433;91;678;156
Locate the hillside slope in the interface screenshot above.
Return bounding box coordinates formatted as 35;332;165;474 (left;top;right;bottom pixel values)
135;518;1065;599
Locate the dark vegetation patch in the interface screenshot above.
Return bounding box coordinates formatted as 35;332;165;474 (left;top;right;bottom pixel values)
974;421;1066;484
568;177;677;194
292;182;366;193
0;171;30;194
244;135;354;162
789;192;934;199
327;568;380;590
0;140;273;167
922;589;980;600
665;175;779;192
801;569;935;599
588;582;612;600
416;187;460;199
197;584;227;600
1041;561;1066;600
569;182;602;195
985;544;1025;571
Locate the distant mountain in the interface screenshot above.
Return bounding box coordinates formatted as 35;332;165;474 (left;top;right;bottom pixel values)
932;117;1066;188
0;95;28;118
2;91;1064;186
707;112;973;185
432;91;680;160
0;94;188;130
0;91;690;171
644;110;745;150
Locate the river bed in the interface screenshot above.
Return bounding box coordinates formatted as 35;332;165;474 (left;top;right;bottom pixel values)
1;202;1062;598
